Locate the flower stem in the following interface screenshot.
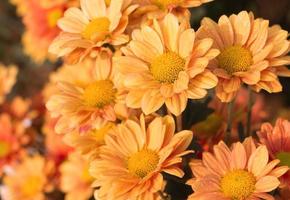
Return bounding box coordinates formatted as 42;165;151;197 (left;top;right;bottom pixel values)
246;87;254;137
176;115;182;132
225;100;234;144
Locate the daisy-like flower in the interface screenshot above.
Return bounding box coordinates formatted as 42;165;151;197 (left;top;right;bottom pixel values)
258;118;290;188
197;11;290;102
90;114;193;200
49;0;138;63
64;122;115;161
17;0;68;63
46;50;129;134
115;13;218;116
60;152;94;200
2;155;49;200
0;64;18;104
187;137;289;200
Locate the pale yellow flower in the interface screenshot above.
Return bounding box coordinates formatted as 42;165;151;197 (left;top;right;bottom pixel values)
46;49;129;134
2;155;49;200
90;114;193;200
49;0;138;63
197;11;290;102
115;13;218;116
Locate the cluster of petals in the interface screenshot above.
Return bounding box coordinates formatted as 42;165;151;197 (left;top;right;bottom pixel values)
258;118;290;189
187;137;289;200
46;50;129;134
197;11;290;102
115;13;218;116
49;0;138;63
90;114;193;200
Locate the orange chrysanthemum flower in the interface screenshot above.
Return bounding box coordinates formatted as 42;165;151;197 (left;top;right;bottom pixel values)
46;50;129;134
258;118;290;189
115;13;218;116
187;138;289;200
197;11;290;102
17;0;68;63
49;0;137;63
2;155;49;200
90;115;193;200
60;152;94;200
0;64;18;104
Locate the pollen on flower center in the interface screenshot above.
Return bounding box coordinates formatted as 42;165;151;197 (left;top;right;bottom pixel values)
217;45;253;75
47;9;63;28
276;152;290;167
127;149;159;178
153;0;184;8
221;169;256;200
150;51;185;83
0;141;11;158
83;80;116;108
82;17;110;41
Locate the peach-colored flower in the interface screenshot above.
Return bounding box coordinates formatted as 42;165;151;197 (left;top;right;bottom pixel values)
0;64;18;104
46;50;129;134
197;11;290;102
187;137;289;200
59;152;93;200
49;0;138;64
18;0;67;63
64;122;115;161
2;155;50;200
90;114;193;200
115;13;218;116
258;118;290;189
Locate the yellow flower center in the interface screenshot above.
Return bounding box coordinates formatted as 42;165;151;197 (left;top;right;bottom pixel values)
127;149;159;178
83;80;116;108
105;0;111;6
217;45;253;75
82;17;110;41
0;141;11;158
47;9;63;28
221;169;256;200
21;176;43;197
153;0;184;8
276;152;290;167
150;51;185;83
